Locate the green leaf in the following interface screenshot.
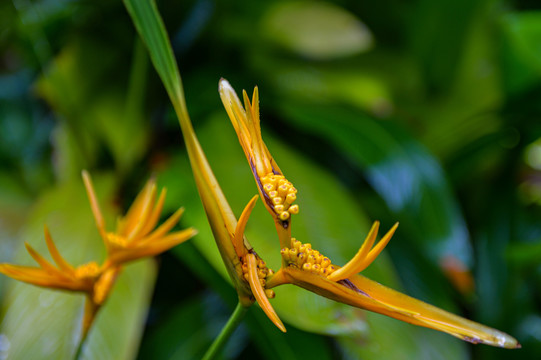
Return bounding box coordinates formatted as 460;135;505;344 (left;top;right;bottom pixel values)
501;11;541;95
0;175;156;359
407;0;478;94
261;1;373;60
35;40;149;179
122;0;185;110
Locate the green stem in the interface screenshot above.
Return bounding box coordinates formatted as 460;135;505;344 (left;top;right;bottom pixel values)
74;337;85;360
74;297;99;360
202;302;248;360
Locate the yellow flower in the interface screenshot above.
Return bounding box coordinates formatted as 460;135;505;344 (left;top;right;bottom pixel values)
82;170;196;267
219;79;521;349
219;79;298;250
0;171;196;338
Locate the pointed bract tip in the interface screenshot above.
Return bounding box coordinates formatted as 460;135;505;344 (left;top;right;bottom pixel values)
219;78;233;92
246;253;286;333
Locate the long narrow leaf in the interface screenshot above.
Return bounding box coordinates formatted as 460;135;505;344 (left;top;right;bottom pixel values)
122;0;249;298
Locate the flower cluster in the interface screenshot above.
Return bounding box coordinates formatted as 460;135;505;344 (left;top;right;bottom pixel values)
218;78;520;349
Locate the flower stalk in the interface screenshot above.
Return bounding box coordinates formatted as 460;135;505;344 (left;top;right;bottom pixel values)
202;302;248;360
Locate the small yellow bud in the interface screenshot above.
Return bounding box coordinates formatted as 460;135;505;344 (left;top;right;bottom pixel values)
289;248;298;258
288;205;299;214
321;257;331;268
278;184;289;197
280;248;290;261
285;193;296;204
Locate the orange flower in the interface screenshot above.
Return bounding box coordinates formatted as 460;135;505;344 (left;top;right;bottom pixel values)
0;171;196;338
219;79;298;249
82;171;196;266
219;79;520;349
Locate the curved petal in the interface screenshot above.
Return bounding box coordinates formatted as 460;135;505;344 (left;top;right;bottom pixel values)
233;196;258;258
44;225;75;274
327;221;379;281
279;267;520;349
246;253;286;332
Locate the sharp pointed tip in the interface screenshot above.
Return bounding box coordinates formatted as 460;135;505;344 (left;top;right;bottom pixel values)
267;310;287;333
219;78;233;93
371;221;380;233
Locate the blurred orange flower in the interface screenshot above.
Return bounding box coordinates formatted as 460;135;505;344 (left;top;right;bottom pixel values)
0;171;196;337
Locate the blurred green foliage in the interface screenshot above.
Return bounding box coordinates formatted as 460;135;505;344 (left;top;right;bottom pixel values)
1;0;541;359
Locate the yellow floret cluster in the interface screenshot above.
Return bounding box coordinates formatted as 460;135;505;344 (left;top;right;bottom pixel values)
281;238;337;277
74;262;101;279
261;173;299;221
242;256;276;299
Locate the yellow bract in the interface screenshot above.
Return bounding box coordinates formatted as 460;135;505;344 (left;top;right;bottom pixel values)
219;79;299;231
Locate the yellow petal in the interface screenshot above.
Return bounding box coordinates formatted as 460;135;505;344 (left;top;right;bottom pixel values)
125;181;157;240
0;264;82;291
360;222;398;272
241;89;268;176
233;196;258;258
280;267;520;349
24;242;65;277
141;207;185;245
110;228;197;264
44;225;75;273
82;170;108;241
138;188;168;237
246;253;286;332
328;221;379;281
